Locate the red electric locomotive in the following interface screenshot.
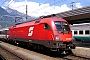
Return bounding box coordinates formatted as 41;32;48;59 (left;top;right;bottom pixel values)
8;16;75;53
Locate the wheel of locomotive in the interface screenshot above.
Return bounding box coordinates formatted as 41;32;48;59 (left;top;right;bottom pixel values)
37;45;40;50
66;50;73;55
33;44;37;50
8;39;13;44
27;43;30;48
39;45;45;51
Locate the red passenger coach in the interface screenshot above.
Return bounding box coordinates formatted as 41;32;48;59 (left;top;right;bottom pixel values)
8;16;75;53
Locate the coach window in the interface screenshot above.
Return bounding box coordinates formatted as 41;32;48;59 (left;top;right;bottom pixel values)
85;30;89;34
44;23;51;30
74;31;77;35
79;30;83;34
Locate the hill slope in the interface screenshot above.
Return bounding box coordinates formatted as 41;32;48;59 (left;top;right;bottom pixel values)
0;7;34;28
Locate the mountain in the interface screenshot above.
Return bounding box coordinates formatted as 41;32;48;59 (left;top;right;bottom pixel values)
0;7;34;28
0;7;9;15
5;8;23;16
5;8;34;20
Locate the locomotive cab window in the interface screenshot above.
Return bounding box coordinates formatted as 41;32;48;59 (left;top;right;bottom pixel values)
54;21;70;33
44;24;51;30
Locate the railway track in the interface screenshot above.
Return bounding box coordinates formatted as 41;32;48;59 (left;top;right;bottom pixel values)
73;40;90;48
0;41;90;60
43;51;90;60
0;46;22;60
0;54;5;60
61;54;90;60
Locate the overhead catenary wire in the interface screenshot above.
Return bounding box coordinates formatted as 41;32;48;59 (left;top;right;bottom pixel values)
1;0;67;15
70;2;75;10
0;0;67;21
0;0;9;6
30;0;67;14
0;0;14;8
7;0;14;7
0;15;23;21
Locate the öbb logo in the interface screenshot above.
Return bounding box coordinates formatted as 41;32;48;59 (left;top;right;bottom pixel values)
28;27;34;36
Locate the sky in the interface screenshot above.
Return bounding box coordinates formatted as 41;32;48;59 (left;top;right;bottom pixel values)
0;0;90;17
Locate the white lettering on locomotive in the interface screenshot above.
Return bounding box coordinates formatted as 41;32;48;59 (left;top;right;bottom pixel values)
28;27;34;36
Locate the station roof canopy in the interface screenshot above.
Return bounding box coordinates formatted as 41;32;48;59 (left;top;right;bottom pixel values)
55;6;90;24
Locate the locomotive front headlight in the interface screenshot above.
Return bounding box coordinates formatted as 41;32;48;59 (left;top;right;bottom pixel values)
55;35;60;41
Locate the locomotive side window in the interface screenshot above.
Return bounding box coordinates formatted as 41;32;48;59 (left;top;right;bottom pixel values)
44;24;51;30
79;30;83;34
74;31;77;34
85;30;89;34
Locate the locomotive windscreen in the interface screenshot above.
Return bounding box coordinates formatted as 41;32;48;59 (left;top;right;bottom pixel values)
54;21;70;33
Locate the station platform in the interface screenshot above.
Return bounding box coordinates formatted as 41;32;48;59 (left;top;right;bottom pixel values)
72;47;90;58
